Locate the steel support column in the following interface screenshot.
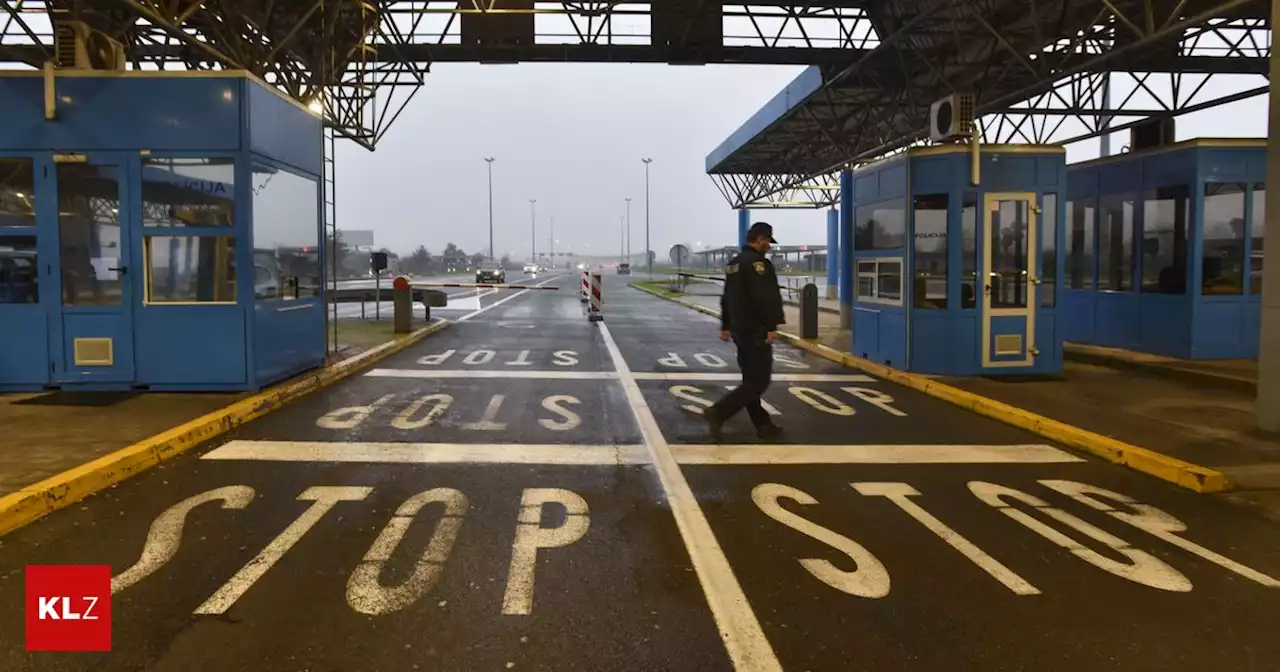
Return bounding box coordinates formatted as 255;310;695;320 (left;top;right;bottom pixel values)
1259;0;1280;432
826;208;839;300
838;169;853;329
737;209;750;248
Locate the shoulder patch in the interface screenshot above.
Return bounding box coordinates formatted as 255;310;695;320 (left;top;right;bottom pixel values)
753;261;766;275
725;263;739;274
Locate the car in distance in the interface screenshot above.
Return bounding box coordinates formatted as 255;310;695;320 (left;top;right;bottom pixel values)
476;260;506;284
523;262;539;275
617;262;631;276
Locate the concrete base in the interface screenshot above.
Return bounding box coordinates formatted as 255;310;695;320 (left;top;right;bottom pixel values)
840;302;852;330
826;286;839;301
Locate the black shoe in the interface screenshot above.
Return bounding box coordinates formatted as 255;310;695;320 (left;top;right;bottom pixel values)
756;424;783;442
704;407;725;443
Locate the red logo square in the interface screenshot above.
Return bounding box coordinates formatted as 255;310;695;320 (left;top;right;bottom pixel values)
25;565;112;652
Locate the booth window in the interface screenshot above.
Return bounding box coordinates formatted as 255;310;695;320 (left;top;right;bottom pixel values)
0;159;37;304
1040;194;1057;307
252;163;321;301
989;199;1030;309
58;163;124;307
1203;183;1246;295
855;199;906;250
912;194;947;308
1;158;36;228
142;158;235;228
1139;185;1189;294
1067;199;1095;289
855;258;903;306
144;236;236;303
961;193;978;308
1251;184;1265;295
1098;194;1134;291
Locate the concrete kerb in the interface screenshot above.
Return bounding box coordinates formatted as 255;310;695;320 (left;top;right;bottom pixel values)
629;283;1233;494
0;319;452;537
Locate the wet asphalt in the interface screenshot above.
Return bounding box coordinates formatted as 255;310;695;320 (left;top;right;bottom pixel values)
2;273;1280;671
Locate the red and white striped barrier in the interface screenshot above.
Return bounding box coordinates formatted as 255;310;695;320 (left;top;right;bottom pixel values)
579;270;590;303
588;272;603;322
410;281;559;291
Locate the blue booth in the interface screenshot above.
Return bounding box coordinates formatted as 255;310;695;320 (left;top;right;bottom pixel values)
1061;138;1265;360
847;144;1067;376
0;71;326;391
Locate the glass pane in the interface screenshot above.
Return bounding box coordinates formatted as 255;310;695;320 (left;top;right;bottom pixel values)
1203;183;1246;295
142;157;235;228
1040;194;1057;307
857;260;876;275
989;199;1029;309
961;194;977;308
913;194;947;308
857;275;875;298
1067;200;1096;289
1140;186;1189;294
0;236;38;303
58;163;123;306
1099;194;1135;291
145;236;236;303
1251;184;1265;294
854;199;906;250
0;158;36;228
252;164;321;300
877;260;902;302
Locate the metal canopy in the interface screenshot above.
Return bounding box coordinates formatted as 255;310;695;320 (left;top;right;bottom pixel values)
1;1;890;150
706;0;1271;209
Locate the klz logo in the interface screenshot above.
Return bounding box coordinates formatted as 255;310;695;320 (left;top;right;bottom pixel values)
25;565;111;651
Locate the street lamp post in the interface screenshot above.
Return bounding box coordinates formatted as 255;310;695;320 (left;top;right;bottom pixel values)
529;198;536;262
620;215;625;263
485;157;495;260
625;197;632;262
642;158;653;276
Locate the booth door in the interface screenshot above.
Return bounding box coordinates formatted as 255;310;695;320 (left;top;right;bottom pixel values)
48;154;136;384
982;192;1038;368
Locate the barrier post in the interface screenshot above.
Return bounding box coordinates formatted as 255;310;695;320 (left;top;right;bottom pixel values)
580;270;590;303
588;272;603;322
392;276;413;333
800;282;819;339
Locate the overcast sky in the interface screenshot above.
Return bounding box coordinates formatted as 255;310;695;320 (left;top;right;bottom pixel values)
333;64;1268;260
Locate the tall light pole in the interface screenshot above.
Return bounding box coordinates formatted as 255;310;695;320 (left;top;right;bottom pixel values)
550;217;555;268
529;198;536;262
485;157;495;259
642;158;653;276
620;215;625;263
625;197;632;262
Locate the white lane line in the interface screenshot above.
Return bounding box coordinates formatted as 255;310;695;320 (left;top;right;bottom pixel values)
598;322;782;672
202;440;650;465
456;275;564;323
671;444;1085;465
365;369;617;380
633;372;876;382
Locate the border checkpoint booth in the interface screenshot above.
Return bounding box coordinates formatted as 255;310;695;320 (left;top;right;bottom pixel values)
1061;138;1266;360
0;70;326;391
845;144;1067;376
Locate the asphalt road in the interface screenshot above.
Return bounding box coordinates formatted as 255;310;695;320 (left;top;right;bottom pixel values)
3;273;1280;671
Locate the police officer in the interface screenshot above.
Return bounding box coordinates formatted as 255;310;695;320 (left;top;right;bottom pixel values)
705;221;785;441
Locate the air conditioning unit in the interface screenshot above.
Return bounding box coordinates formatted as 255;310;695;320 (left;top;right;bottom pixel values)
55;20;126;71
929;93;975;142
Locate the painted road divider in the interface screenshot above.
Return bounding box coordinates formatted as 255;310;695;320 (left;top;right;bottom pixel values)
629;281;1233;494
0;320;452;538
410;281;560;290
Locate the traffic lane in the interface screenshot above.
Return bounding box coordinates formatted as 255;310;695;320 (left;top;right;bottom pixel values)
232;376;642;446
641;379;1048;446
460;275;581;325
687;462;1280;671
0;459;728;672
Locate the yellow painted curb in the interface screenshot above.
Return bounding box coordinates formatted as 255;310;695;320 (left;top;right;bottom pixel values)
632;283;1233;494
0;320;451;537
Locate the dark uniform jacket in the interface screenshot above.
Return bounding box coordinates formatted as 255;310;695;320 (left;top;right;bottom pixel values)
720;246;785;334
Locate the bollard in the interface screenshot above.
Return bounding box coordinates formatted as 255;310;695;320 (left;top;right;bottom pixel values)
392;276;413;334
588;272;603;322
800;282;819;339
580;270;590;303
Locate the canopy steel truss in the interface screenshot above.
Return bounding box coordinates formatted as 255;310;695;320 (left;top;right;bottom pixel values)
1;1;893;149
707;0;1271;209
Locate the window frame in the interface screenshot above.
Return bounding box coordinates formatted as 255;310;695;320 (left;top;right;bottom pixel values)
855;256;905;307
142;234;238;306
854;197;907;251
250;159;323;304
912;193;949;309
1138;184;1190;296
1201;181;1247;297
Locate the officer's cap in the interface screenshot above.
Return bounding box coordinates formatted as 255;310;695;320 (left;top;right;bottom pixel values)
747;221;778;244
